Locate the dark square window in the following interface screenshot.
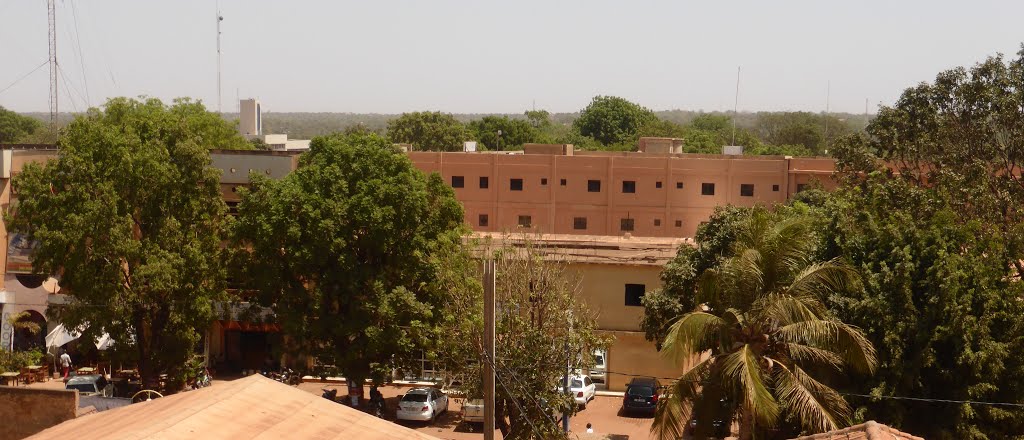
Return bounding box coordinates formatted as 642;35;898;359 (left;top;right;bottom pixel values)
510;178;523;191
701;182;715;196
541;178;548;185
588;180;601;192
740;184;754;197
517;215;532;227
655;181;662;189
675;220;682;227
479;176;489;189
797;183;808;192
772;184;780;192
573;217;587;230
478;214;488;227
676;182;684;189
654;219;661;226
560;178;567;186
451;176;464;188
622;181;636;193
625;284;646;306
620;218;634;232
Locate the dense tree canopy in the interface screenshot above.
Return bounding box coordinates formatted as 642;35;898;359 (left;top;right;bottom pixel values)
231;132;476;388
468;115;539;150
572;95;657;145
8;97;235;389
0;106;43;143
757;112;850;156
387;111;471;151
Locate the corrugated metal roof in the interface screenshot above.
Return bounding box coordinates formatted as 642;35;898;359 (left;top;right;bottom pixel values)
471;232;691;266
29;375;438;440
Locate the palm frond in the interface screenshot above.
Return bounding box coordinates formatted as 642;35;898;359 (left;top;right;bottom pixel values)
784;343;844;371
777;319;877;374
721;344;780;427
752;292;825;326
786;259;858;300
651;357;714;440
661;312;726;366
774;363;851;433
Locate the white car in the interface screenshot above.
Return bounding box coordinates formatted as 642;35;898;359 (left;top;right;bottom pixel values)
462;398;484;423
397;387;449;423
567;374;597;408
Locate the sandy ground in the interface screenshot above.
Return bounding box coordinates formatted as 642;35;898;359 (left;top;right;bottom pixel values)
296;382;656;440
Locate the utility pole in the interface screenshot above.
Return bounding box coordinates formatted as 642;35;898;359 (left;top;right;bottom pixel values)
563;311;575;433
483;259;496;440
216;10;224;114
731;66;740;146
47;0;58;134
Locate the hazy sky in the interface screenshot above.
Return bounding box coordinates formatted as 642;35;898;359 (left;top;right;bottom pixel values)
1;1;1022;114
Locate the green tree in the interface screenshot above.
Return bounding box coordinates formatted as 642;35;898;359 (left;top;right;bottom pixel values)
231;132;476;394
524;109;552;131
756;112;849;155
448;235;608;439
387;111;470;151
641;205;751;346
468;115;539;150
652;209;876;440
0;106;43;143
8;97;234;389
681;114;763;154
572;95;657;146
820;175;1024;440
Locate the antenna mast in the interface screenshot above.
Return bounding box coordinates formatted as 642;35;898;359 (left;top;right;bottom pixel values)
824;81;831;148
731;66;740;146
217;10;223;114
47;0;58;133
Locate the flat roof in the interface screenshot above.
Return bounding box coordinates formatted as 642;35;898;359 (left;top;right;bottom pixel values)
471;232;690;266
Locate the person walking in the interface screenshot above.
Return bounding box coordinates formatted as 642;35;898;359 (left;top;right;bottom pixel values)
59;350;72;381
586;423;594;434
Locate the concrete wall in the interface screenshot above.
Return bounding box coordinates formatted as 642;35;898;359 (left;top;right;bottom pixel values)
408;151;836;238
571;263;663;332
602;330;685;392
0;386;78;439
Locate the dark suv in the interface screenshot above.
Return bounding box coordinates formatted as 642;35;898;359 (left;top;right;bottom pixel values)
621;377;662;415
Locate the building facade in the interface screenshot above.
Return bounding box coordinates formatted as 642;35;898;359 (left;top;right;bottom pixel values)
409;144;836;238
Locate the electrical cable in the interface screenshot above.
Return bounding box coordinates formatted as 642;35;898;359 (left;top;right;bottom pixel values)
56;64;85;112
490;357;565;432
0;60;49;97
68;0;90;106
481;351;546;439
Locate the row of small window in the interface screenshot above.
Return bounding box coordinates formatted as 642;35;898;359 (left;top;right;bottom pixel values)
452;176;780;196
478;214;682;231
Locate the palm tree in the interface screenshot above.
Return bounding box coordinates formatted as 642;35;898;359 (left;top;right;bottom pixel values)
652;209;876;440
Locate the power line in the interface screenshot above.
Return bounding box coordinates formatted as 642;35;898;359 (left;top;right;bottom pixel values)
68;0;90;106
481;352;546;439
0;60;49;96
840;392;1024;408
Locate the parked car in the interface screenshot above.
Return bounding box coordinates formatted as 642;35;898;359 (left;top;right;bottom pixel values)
396;387;449;423
462;398;484;423
65;374;109;396
621;377;662;415
567;374;596;408
588;349;607;384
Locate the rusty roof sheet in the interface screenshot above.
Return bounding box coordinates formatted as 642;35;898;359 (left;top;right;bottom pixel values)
789;421;924;440
471;232;691;266
28;375;438;440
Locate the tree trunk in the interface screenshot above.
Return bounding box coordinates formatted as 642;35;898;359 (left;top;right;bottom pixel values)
738;404;755;440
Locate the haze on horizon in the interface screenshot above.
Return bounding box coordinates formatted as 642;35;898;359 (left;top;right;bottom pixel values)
1;0;1021;115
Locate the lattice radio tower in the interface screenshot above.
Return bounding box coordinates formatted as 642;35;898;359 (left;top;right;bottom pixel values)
47;0;58;133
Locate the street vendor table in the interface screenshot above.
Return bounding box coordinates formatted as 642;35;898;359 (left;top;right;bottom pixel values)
76;367;96;375
0;372;19;386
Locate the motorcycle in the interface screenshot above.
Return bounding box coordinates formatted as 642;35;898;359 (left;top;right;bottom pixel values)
322;388;339;403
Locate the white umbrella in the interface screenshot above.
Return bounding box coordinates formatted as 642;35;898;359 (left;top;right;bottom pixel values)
94;333;115;350
45;324;81;348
